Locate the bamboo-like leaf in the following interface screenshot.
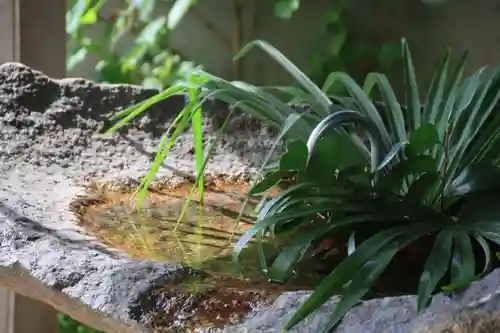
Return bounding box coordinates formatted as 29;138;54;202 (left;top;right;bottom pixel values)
407;123;441;155
248;171;288;196
461;73;500;165
378;155;437;192
448;163;500;197
189;85;205;203
105;84;187;135
407;172;440;203
136;104;194;207
280;140;309;171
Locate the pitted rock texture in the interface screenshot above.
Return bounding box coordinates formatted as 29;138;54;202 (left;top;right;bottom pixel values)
1;62;500;333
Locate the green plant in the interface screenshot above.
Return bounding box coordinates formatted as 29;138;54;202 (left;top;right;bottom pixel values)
66;0;198;89
66;0;305;88
104;38;500;333
58;313;102;333
67;0;399;91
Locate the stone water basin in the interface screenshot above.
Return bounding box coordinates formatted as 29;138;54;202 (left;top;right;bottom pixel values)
70;177;321;331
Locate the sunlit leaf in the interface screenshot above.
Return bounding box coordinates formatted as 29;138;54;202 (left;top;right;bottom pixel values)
168;0;197;29
138;16;167;45
67;47;88;71
274;0;300;19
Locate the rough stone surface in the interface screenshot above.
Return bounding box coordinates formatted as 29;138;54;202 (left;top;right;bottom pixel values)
1;62;500;333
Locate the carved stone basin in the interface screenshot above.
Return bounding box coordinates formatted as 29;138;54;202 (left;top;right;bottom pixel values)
1;62;500;333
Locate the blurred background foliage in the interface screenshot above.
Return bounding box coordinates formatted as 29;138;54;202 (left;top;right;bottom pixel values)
62;0;400;331
66;0;401;90
58;313;102;333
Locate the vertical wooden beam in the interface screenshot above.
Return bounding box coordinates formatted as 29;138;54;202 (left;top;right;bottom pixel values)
0;287;59;333
0;0;67;77
0;0;66;332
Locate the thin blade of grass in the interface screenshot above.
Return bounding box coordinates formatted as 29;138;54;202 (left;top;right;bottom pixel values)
136;103;195;207
174;107;237;230
105;84;188;135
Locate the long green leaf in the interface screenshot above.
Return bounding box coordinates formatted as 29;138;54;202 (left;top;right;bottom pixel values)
320;232;425;333
105;84;187;135
445;68;500;192
441;231;475;292
402;38;421;131
233;205;335;262
417;231;453;310
306;110;387;173
189;86;205;204
269;214;375;283
364;73;406;149
461;74;500;164
323;72;392;150
422;47;450;124
284;225;413;331
233;40;332;114
471;233;492;278
435;50;469;139
136;104;195;206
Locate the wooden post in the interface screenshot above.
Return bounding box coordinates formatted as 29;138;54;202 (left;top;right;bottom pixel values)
0;0;67;77
0;0;66;332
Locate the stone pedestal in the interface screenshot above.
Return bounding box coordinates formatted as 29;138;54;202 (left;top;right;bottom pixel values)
0;0;65;332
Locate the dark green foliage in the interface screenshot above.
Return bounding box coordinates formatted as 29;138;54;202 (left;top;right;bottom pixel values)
235;40;500;332
105;38;500;333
